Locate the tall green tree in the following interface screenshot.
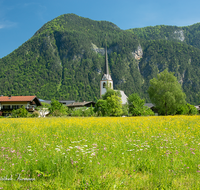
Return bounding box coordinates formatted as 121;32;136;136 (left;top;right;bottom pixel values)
148;69;186;115
49;99;68;116
106;95;123;116
102;88;121;100
95;88;123;116
94;99;108;116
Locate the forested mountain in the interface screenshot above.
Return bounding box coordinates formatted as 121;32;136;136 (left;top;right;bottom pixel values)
1;14;200;104
130;23;200;49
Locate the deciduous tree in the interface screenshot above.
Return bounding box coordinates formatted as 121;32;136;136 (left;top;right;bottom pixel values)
49;99;68;116
148;69;186;115
106;95;123;116
95;88;123;116
128;93;154;116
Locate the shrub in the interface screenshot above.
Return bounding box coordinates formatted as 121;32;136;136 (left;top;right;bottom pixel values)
94;99;108;116
187;104;198;115
95;89;123;117
11;106;29;118
122;104;128;116
142;106;155;116
70;106;95;117
176;104;198;115
31;111;40;117
70;109;82;117
128;93;154;116
50;110;63;117
49;99;68;116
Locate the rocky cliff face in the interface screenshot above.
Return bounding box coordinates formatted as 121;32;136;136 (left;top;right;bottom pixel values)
132;45;143;60
91;43;105;55
91;43;119;55
173;30;185;41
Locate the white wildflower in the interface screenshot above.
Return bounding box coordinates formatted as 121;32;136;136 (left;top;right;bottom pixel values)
91;153;95;156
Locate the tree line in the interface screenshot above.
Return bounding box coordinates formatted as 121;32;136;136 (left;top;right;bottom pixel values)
7;69;198;118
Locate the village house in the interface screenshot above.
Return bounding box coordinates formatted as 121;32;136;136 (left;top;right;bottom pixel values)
39;99;75;105
67;101;96;109
194;105;200;114
38;99;76;117
0;95;42;116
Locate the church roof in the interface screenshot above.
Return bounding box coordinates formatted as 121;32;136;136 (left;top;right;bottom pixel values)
102;46;112;80
114;90;128;105
104;46;109;75
102;74;112;81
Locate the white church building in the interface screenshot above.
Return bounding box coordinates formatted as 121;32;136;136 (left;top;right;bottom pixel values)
100;47;128;105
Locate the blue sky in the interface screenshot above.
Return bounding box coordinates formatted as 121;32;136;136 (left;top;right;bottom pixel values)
0;0;200;58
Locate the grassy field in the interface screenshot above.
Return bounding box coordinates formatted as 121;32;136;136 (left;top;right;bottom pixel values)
0;116;200;189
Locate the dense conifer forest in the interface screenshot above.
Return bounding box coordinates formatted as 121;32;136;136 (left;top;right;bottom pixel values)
1;14;200;104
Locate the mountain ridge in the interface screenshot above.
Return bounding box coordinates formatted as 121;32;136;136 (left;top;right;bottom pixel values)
1;14;200;104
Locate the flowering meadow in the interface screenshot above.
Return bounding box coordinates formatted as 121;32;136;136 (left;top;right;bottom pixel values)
0;116;200;189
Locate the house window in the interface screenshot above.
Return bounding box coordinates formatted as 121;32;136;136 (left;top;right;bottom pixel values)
103;82;106;88
12;105;19;109
3;105;10;110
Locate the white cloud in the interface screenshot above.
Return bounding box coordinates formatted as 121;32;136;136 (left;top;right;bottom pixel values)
0;0;17;29
0;20;17;29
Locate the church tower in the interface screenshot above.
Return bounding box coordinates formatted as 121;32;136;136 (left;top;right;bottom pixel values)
100;47;113;97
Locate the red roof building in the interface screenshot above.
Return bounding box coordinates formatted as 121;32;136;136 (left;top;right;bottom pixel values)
0;95;42;116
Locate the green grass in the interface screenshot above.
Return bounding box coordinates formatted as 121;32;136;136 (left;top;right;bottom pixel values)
0;116;200;189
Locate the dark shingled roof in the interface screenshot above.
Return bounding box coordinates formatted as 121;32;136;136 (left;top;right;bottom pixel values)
144;103;155;108
67;101;95;108
40;100;75;105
